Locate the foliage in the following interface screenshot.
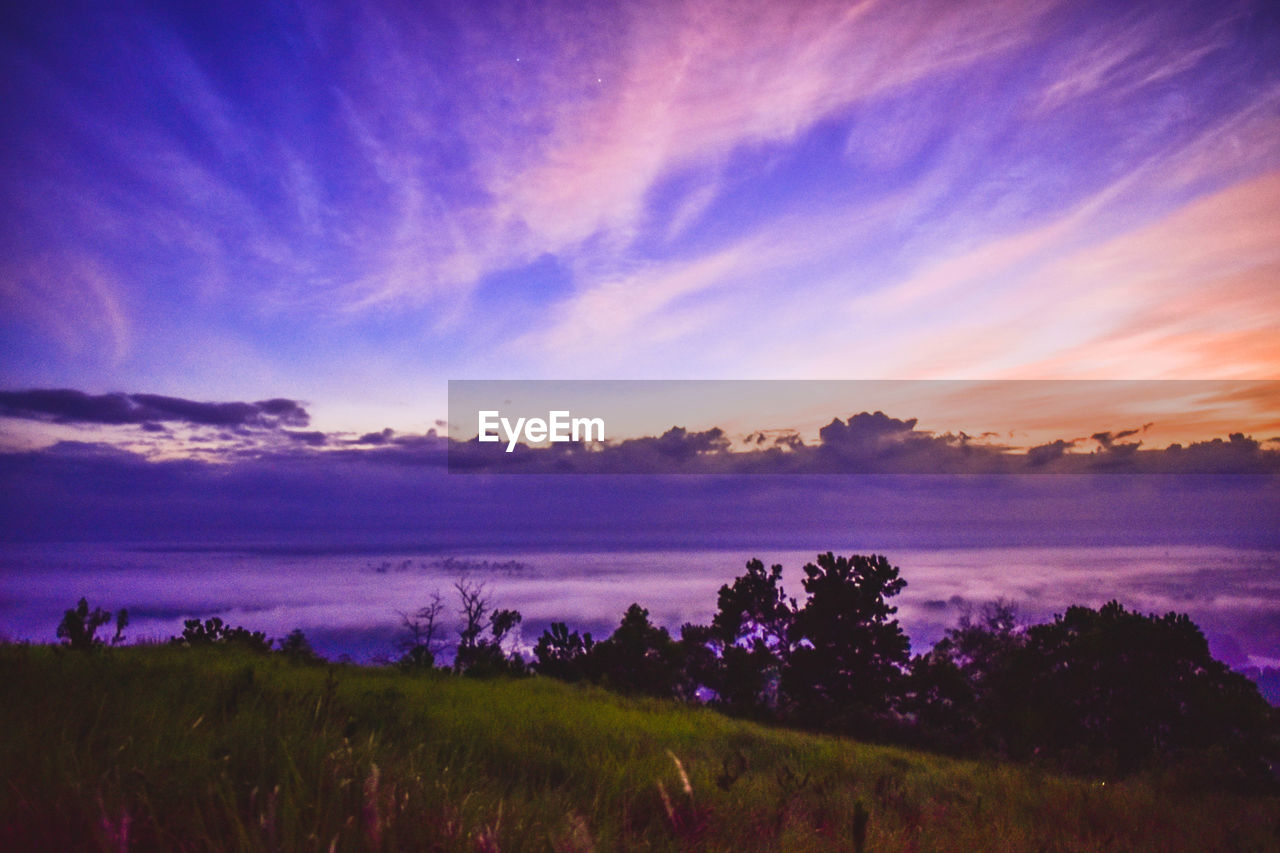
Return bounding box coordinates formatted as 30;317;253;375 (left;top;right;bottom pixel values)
395;579;534;676
533;621;595;681
585;603;685;696
48;555;1280;798
540;554;914;724
449;576;526;677
703;558;791;712
455;605;526;677
56;598;109;650
783;553;911;733
2;643;1277;852
171;616;272;653
56;597;123;651
906;599;1026;752
908;600;1280;783
528;554;1276;787
667;554;913;731
278;628;323;664
1015;601;1277;779
396;592;445;672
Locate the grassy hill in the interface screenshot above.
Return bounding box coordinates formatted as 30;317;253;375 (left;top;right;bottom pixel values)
2;644;1277;851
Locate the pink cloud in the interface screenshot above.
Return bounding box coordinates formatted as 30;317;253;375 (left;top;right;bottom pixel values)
0;254;131;365
1014;170;1280;379
1036;7;1234;113
484;0;1060;256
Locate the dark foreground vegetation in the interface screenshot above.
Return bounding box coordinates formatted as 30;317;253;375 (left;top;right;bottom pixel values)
3;552;1278;850
4;644;1280;852
389;554;1278;787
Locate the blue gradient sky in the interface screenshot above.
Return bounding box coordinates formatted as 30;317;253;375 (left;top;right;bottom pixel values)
3;0;1279;436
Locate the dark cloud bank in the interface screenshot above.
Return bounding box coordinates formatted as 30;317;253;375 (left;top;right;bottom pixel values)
0;389;309;430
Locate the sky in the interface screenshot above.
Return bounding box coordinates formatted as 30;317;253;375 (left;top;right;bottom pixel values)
2;0;1279;441
0;0;1278;554
3;0;1280;672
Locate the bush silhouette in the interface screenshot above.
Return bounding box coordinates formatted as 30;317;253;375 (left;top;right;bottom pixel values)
56;598;127;650
1014;601;1277;778
533;621;594;681
278;628;322;664
907;600;1025;752
172;617;271;653
910;599;1279;782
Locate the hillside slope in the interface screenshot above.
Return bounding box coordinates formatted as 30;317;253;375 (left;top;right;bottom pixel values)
1;645;1276;851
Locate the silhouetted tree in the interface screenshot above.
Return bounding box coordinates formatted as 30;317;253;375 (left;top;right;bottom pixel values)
453;577;489;669
455;607;524;676
111;608;129;645
533;622;595;681
449;578;524;676
908;599;1279;782
278;628;322;664
1011;601;1278;779
56;597;113;651
588;604;683;697
389;579;525;675
784;553;910;734
397;591;446;671
696;559;794;712
907;599;1025;751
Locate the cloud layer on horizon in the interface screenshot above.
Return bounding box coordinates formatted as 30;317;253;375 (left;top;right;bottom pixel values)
2;385;1277;474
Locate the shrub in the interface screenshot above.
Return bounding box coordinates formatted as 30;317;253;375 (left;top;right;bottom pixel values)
278;628;323;664
56;598;127;651
172;617;271;653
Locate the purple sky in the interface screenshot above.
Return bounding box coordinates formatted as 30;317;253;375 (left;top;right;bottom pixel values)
1;0;1278;572
3;0;1280;441
3;4;1280;675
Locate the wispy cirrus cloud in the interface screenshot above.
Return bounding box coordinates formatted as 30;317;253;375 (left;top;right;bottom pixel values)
1034;3;1238;112
2;0;1279;426
0;254;131;365
482;1;1280;382
481;0;1060;253
1020;172;1280;377
745;92;1280;381
5;0;1065;320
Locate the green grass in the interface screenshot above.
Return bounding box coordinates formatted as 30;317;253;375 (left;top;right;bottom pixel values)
2;644;1277;851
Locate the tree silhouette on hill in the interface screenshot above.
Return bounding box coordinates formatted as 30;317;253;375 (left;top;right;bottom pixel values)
783;553;911;734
